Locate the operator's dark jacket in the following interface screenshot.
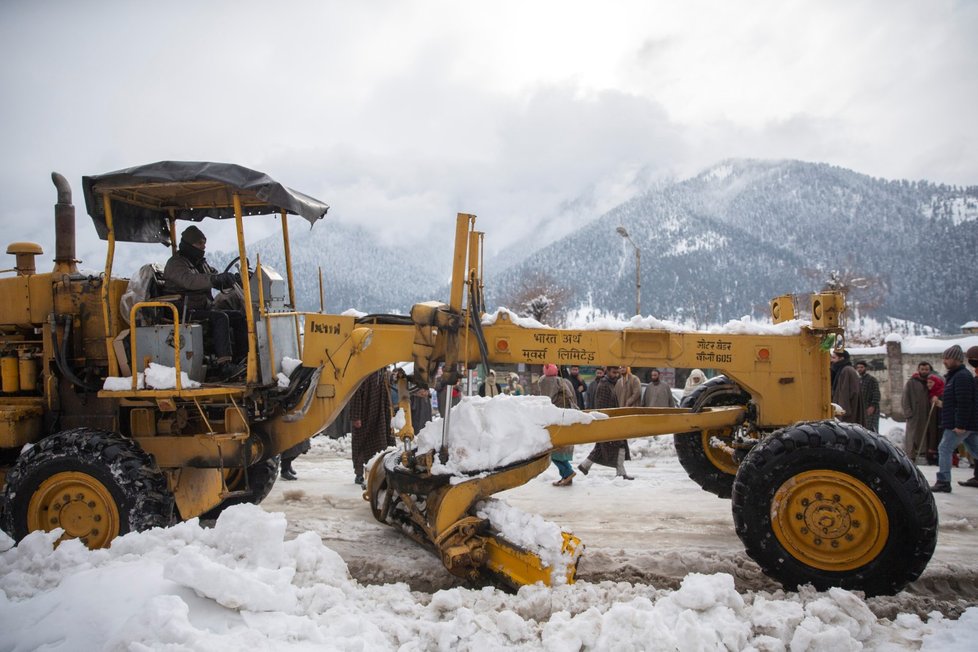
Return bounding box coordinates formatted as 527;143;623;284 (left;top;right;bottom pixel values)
163;245;218;311
940;364;976;431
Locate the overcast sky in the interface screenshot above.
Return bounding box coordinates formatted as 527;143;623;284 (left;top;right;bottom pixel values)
1;0;975;272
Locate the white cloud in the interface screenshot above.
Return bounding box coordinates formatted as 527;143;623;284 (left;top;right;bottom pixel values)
0;0;974;273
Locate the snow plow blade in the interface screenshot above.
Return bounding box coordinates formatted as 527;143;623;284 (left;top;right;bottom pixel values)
365;405;745;588
484;532;582;587
366;450;580;588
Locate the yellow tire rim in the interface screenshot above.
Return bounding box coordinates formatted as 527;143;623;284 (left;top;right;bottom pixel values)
27;471;121;549
771;469;889;572
702;428;739;476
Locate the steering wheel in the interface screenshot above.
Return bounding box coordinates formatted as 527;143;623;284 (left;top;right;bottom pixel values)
222;255;254;279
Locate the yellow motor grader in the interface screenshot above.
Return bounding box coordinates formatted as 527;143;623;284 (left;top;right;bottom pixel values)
0;162;935;598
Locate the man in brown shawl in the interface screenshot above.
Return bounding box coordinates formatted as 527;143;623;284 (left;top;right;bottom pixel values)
577;366;634;480
830;350;865;426
350;368;394;487
902;361;935;458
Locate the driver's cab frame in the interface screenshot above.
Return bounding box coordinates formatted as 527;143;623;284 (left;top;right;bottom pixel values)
85;163;329;394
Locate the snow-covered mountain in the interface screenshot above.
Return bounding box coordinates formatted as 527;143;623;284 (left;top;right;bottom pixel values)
214;221;441;314
228;159;977;332
488;159;978;331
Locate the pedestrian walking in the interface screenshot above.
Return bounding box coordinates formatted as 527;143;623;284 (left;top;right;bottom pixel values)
350;368;394;488
539;364;579;486
902;361;935;459
578;366;634;480
930;345;978;493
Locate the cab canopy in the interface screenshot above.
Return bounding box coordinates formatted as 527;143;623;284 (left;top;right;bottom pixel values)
83;161;330;244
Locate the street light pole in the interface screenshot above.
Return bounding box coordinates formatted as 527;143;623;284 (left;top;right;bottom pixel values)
616;226;641;316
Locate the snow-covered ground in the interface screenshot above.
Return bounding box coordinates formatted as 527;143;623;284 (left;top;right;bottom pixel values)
3;417;978;650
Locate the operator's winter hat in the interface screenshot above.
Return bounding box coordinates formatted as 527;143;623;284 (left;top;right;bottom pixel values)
180;225;206;245
943;344;964;363
966;346;978;365
543;364;558;377
487;369;496;377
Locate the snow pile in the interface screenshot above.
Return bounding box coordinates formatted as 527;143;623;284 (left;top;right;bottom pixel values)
414;395;607;475
2;507;975;651
276;357;303;389
482;307;551;329
391;407;407;431
103;374;143;391
102;363;200;391
281;356;302;376
488;305;810;336
340;308;367;318
476;498;580;585
144;363;201;389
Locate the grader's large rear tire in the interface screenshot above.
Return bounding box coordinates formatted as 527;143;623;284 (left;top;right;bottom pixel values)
674;376;751;498
199;456;281;521
1;428;174;548
732;420;937;596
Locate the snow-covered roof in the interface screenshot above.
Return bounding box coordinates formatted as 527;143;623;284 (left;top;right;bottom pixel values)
849;334;978;356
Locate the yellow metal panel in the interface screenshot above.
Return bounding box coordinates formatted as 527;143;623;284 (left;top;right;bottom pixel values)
135;433;249;468
0;404;42;447
169;467;225;519
0;276;31;325
130;408;157;437
28;273;53;324
546;406;746;448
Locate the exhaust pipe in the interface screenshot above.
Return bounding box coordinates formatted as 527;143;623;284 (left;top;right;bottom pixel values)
51;172;77;274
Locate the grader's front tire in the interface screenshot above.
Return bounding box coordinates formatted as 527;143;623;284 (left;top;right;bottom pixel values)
674;376;750;498
732;421;937;596
1;428;174;549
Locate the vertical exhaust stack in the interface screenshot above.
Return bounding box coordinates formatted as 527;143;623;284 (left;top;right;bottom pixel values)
51;172;78;274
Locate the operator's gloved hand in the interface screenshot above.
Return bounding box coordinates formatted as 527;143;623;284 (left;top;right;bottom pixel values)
211;272;237;290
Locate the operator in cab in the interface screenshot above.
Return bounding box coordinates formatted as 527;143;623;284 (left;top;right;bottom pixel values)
163;225;246;379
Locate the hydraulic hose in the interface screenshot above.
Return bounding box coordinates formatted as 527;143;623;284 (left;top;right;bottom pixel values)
49;314;98;392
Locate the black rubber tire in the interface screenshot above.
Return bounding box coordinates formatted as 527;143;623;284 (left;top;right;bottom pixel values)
199;456;280;521
1;428;174;546
732;420;938;596
673;375;750;498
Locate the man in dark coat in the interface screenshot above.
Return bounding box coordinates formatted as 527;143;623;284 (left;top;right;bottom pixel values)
567;365;588;409
585;368;605;409
902;362;934;458
854;361;881;432
162;225;246;373
962;346;978;488
577;366;634;480
931;345;978;492
830;350;865;426
350;368;394;487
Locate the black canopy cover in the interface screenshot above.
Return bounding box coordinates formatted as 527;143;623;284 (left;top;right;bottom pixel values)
82;161;330;244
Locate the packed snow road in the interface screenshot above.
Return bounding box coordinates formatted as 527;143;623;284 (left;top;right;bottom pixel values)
263;431;978;621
